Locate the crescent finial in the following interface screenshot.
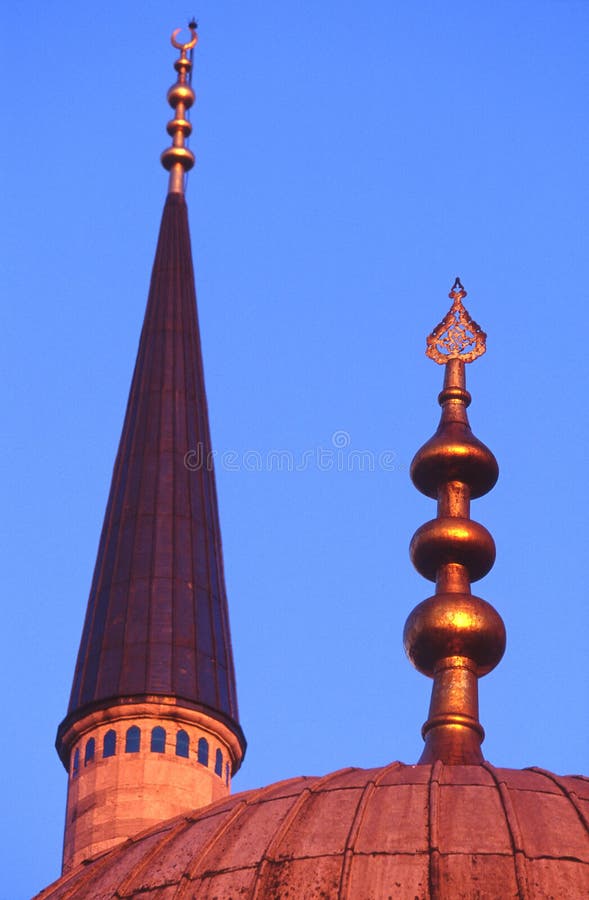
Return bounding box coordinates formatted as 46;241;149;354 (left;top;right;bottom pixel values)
171;25;198;52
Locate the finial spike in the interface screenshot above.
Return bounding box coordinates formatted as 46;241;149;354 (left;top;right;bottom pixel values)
450;276;466;297
426;279;486;365
405;281;504;765
161;24;199;194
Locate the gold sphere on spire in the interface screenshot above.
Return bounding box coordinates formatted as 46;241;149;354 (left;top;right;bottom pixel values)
410;516;495;582
404;592;505;677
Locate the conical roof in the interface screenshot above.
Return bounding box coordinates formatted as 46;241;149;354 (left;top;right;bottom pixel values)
57;191;244;759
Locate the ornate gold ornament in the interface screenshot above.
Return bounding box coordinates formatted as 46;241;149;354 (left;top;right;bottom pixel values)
426;278;487;364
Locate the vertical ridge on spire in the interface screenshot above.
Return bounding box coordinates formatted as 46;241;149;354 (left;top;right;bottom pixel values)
404;281;505;765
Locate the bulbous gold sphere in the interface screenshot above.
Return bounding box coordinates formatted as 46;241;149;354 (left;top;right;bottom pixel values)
410;516;495;582
403;592;506;677
411;425;498;500
167;83;195;109
174;57;193;74
160;146;195;172
166;117;193;138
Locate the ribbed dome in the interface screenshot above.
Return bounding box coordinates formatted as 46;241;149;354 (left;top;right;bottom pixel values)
37;762;589;898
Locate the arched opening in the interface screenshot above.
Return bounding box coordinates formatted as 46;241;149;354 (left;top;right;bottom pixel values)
225;761;230;786
197;737;209;766
215;748;223;777
84;738;95;766
125;725;141;753
103;729;116;758
176;730;189;758
151;726;166;753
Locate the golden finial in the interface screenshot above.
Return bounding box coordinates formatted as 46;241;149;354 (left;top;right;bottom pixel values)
426;278;487;364
161;21;199;194
405;281;505;765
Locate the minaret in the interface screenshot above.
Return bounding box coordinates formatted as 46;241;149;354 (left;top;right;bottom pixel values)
405;279;506;764
56;24;246;872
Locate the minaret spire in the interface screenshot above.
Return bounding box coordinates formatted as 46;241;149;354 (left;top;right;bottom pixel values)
56;26;245;871
404;280;506;764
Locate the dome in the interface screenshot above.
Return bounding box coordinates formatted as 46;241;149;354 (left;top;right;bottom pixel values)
37;762;589;899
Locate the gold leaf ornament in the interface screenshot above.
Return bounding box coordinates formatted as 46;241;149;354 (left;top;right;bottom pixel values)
426;280;487;364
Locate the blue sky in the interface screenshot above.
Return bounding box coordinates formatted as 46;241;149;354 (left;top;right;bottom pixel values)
2;2;588;897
